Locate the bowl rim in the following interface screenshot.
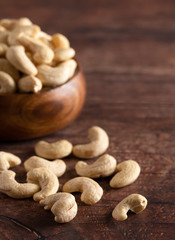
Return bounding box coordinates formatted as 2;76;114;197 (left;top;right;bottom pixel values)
0;60;80;97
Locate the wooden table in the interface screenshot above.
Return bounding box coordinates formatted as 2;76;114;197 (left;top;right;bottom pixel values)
0;0;174;239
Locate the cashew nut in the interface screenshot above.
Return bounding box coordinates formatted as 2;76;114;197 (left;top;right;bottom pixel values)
110;160;141;188
0;30;9;44
0;43;8;56
54;47;75;62
0;18;32;30
0;58;20;81
63;177;103;205
37;59;77;87
0;170;40;198
18;75;42;93
19;34;54;64
6;45;38;75
0;152;21;172
40;193;78;223
75;154;117;178
27;167;59;201
35;140;72;160
24;156;66;177
0;71;16;93
52;33;70;48
73;126;109;159
112;194;148;221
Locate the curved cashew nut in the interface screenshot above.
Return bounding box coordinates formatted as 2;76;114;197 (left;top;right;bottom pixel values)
19;34;54;64
110;160;141;188
75;154;117;178
0;58;20;81
37;59;77;87
112;194;148;221
35;140;72;160
24;156;66;177
0;170;40;198
0;18;32;30
27;167;59;201
0;151;21;172
0;71;16;93
52;33;70;48
6;45;38;75
73;126;109;159
0;43;8;57
63;177;103;205
18;75;42;93
54;47;75;62
40;193;78;223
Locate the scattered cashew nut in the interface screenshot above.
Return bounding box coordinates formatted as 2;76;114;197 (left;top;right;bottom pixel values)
73;126;109;159
110;160;141;188
0;71;16;93
112;194;148;221
24;156;66;177
40;192;78;223
18;75;42;93
0;170;40;198
35;140;72;160
0;151;21;172
63;177;103;205
6;45;38;75
27;167;59;201
75;154;117;178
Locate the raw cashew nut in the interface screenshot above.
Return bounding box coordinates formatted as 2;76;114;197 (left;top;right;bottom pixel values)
6;45;38;75
52;33;70;48
0;152;21;172
73;126;109;159
24;156;66;177
35;140;72;160
0;18;32;30
110;160;141;188
37;59;77;87
40;193;78;223
54;47;75;62
0;170;40;198
0;58;20;81
0;43;8;56
63;177;103;205
18;75;42;93
0;71;16;93
112;194;148;221
19;34;54;64
27;167;59;201
75;154;117;178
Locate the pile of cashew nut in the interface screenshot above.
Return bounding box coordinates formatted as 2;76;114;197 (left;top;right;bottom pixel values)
0;126;147;223
0;17;77;93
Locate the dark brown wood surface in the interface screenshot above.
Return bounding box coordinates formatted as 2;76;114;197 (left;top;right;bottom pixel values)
0;0;175;239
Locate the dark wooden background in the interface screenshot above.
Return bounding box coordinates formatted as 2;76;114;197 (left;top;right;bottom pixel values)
0;0;175;239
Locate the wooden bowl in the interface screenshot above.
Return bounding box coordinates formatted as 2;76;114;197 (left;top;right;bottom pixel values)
0;64;86;141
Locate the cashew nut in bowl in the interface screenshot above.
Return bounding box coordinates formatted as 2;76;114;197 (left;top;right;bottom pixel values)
24;156;66;177
0;58;20;81
75;154;117;178
40;193;78;223
112;194;148;221
35;140;73;160
62;177;103;205
54;47;75;62
0;43;8;57
18;75;42;93
110;160;141;188
52;33;70;49
0;151;21;172
72;126;109;159
0;71;16;93
0;170;40;198
27;167;59;201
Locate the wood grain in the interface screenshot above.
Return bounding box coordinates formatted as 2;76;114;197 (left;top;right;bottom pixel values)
0;0;175;239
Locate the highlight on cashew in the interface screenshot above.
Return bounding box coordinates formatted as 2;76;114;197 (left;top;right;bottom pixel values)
0;151;21;172
0;170;40;198
24;156;66;177
0;71;16;93
112;194;148;221
72;126;109;159
63;177;103;205
75;154;117;178
18;75;42;93
110;160;141;188
35;140;73;160
27;167;59;201
40;192;78;223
